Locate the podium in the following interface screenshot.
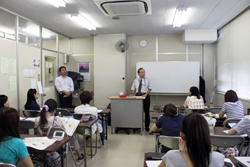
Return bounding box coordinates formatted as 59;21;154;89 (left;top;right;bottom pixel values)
108;96;145;135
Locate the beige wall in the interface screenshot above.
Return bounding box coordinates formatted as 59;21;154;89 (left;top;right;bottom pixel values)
0;39;18;109
18;44;41;112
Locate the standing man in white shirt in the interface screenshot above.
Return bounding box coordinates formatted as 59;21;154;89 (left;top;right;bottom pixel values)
55;66;74;107
130;68;152;131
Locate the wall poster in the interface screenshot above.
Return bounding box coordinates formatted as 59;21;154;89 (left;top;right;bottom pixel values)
78;62;90;81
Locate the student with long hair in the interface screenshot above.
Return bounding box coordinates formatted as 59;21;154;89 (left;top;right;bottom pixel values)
0;107;33;166
35;99;83;161
0;95;10;108
158;113;224;167
183;86;204;109
219;90;244;120
150;104;185;153
24;89;40;110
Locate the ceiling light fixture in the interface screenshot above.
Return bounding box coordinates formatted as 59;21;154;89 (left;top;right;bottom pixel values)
70;13;96;31
173;8;188;27
45;0;66;8
22;27;51;38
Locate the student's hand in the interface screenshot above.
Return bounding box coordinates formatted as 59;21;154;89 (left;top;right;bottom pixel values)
179;137;187;152
142;94;147;97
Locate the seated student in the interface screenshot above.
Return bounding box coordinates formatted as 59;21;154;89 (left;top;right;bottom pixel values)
35;99;84;161
150;104;185;153
158;113;224;167
183;86;204;109
0;95;10;108
74;90;104;135
24;89;40;110
0;107;34;167
219;90;244;121
228;115;250;137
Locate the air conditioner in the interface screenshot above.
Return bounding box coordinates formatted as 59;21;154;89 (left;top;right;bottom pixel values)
93;0;151;17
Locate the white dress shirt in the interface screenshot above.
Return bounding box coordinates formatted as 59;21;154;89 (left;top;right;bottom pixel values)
55;76;74;93
74;104;102;134
131;77;152;93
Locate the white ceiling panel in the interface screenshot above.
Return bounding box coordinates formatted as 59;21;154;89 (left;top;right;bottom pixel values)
0;0;249;38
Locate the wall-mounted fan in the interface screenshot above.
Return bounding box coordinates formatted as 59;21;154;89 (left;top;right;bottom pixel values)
115;39;129;52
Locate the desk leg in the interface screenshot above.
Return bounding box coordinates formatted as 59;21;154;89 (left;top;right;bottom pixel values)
90;128;93;158
105;114;108;140
83;127;87;167
44;153;47;167
101;114;104;145
61;147;64;167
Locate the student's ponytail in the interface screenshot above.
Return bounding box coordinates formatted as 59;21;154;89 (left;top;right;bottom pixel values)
39;105;49;129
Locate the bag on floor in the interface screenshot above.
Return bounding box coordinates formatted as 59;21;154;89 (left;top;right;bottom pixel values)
221;147;239;157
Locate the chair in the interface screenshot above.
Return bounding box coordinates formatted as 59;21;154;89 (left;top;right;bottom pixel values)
184;108;206;114
73;113;102;156
0;163;16;167
210;135;245;156
20;120;35;129
156;135;179;153
56;108;72;116
223;118;242;127
23;110;40;117
208;107;222;114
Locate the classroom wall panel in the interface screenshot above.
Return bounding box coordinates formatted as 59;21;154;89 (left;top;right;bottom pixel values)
18;44;41;113
72;38;94;54
158;54;186;61
59;38;70;54
42;50;58;105
188;44;201;53
158;35;186;53
43;39;57;51
0;39;18;109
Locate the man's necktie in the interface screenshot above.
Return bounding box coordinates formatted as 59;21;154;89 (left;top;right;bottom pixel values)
138;79;142;96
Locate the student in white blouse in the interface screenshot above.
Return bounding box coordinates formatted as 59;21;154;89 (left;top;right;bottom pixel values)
183;86;204;109
74;90;103;135
55;66;74;107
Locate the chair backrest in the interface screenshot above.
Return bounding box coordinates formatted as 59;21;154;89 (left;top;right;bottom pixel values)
156;135;179;153
73;113;83;120
223;118;242;127
184;108;205;114
23;110;40;117
19;120;35;129
208;107;222;114
160;105;164;113
210;135;245;155
0;163;16;167
56;109;72;116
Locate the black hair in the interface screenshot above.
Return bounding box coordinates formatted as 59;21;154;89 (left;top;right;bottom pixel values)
182;113;211;167
59;66;66;72
80;90;93;105
137;68;143;74
189;86;201;99
39;99;57;129
224;90;238;103
163;104;177;117
24;89;37;110
0;107;20;142
0;95;8;108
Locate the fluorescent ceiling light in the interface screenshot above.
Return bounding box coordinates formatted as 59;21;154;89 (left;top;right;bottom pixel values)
173;8;188;27
44;0;66;8
22;27;51;38
70;13;96;31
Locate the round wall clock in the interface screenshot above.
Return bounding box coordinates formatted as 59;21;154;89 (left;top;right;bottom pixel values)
139;40;147;48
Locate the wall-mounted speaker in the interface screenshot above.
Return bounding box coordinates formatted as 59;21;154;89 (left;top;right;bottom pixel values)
64;54;70;64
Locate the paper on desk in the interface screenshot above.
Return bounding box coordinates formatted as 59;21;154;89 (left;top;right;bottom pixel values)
224;158;234;167
23;137;56;150
235;157;250;167
223;130;247;137
228;123;236;128
146;160;162;167
98;110;103;113
20;117;36;122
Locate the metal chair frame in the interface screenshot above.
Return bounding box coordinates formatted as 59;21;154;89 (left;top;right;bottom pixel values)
156;135;179;153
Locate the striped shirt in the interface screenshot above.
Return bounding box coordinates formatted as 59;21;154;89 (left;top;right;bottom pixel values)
222;101;244;119
183;96;204;109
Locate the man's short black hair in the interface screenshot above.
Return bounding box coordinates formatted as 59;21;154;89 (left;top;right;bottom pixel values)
59;66;66;72
137;68;143;73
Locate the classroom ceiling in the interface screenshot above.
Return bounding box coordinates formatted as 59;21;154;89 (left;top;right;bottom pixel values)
0;0;249;38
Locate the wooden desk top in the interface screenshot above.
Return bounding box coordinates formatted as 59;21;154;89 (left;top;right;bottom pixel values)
78;117;98;127
108;96;145;100
20;134;72;153
213;127;230;135
60;107;111;114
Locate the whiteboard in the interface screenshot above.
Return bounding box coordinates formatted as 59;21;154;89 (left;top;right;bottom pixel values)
136;61;200;94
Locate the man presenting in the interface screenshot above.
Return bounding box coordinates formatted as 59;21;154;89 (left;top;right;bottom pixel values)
130;68;152;131
55;66;74;107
